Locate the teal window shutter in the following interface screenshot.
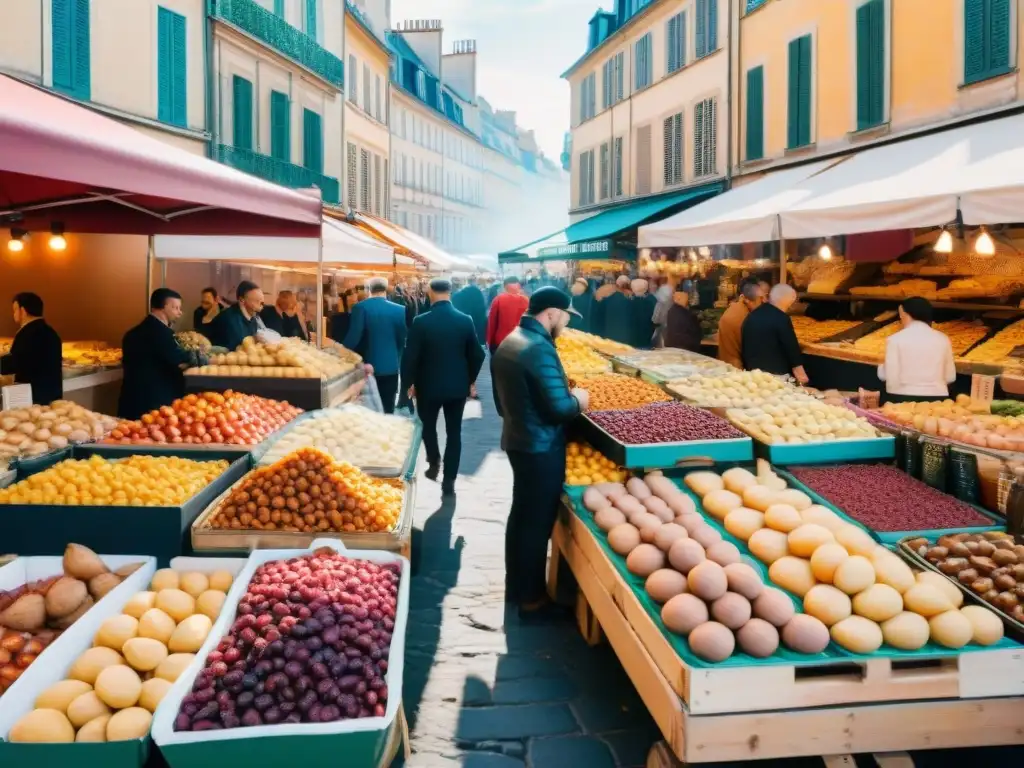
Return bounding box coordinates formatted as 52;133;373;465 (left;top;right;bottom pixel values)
157;7;187;127
303;108;323;174
965;0;1012;84
787;35;812;148
274;0;284;15
305;0;317;40
52;0;90;99
856;0;885;130
270;90;290;161
667;13;685;74
232;75;253;151
695;0;707;58
745;66;764;161
707;0;718;53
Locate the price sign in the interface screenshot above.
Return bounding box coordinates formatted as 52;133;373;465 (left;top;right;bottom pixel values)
1;383;32;410
971;373;996;404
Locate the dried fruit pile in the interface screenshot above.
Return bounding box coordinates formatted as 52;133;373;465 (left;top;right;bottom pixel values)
7;566;235;743
565;441;625;486
0;455;229;506
0;401;118;463
105;391;301;446
575;374;673;411
173;549;399;731
204;448;402;534
789;464;993;532
0;544;144;696
588;402;745;445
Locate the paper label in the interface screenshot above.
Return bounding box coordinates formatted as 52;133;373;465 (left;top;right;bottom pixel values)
1;384;32;410
971;374;996;403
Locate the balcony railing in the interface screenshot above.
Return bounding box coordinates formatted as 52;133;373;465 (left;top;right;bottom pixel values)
209;0;344;87
212;144;340;204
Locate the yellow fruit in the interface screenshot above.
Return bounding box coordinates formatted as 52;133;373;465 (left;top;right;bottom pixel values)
95;665;143;709
35;680;93;713
10;709;76;743
68;647;126;685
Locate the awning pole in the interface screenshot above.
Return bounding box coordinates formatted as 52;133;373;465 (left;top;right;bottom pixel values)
145;235;154;314
316;227;324;351
160;260;167;288
777;214;788;284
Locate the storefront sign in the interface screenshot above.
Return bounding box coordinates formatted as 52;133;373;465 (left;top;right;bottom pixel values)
536;240;612;259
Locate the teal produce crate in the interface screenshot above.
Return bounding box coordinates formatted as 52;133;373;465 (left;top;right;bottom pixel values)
753;435;896;464
152;539;409;768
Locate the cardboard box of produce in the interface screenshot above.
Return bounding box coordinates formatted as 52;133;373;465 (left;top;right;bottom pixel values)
151;539;409;768
0;552;156;766
184;367;365;412
0;450;251;565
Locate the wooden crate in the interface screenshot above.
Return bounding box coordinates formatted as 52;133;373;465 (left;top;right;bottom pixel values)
555;513;1024;716
550;521;1024;765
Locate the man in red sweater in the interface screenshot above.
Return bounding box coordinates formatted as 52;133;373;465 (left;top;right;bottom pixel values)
486;276;529;354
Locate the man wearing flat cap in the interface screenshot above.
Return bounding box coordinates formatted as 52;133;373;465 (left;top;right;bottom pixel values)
401;278;486;496
492;286;590;621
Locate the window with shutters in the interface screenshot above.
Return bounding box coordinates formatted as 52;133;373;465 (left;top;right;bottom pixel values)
360;149;371;210
614;52;625;101
269;90;290;161
305;0;318;41
964;0;1012;85
695;0;718;59
856;0;886;130
232;75;253;151
157;7;187;127
384;159;390;216
745;66;764;161
787;35;813;149
693;98;717;177
635;124;652;195
375;75;382;121
634;33;652;90
663;112;683;187
578;73;596;122
601;58;614;110
613;137;624;197
667;12;685;74
302;109;323;173
374;154;382;214
363;63;371;113
415;70;427;101
348;55;358;103
52;0;91;100
577;149;595;207
599;142;610;200
347;142;357;206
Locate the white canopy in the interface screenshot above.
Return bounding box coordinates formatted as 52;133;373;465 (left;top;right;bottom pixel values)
780;113;1024;238
352;213;475;271
154;216;410;268
638;160;840;247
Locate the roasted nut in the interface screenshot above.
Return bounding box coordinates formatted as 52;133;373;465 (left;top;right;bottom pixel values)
926;546;950;562
993;549;1019;566
939;557;970;575
950;542;971;557
992;538;1015;551
964;540;981;554
1012;584;1024;600
995;573;1017;591
969;555;998;575
957;567;980;585
994;591;1020;612
906;537;929;551
1012;564;1024;581
977;541;997;557
982;589;1000;603
972;577;995;594
983;531;1010;541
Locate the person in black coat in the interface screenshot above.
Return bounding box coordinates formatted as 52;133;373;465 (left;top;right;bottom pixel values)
451;277;488;345
192;287;221;338
260;290;306;340
568;278;593;332
663;290;704;352
491;287;590;621
118;288;198;420
401;279;485;495
1;292;63;405
741;283;809;384
209;281;264;351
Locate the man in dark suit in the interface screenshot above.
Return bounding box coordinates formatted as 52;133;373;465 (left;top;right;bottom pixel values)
1;292;63;405
118;288;198;420
452;276;488;345
402;279;485;496
741;283;809;384
344;278;408;414
209;281;264;351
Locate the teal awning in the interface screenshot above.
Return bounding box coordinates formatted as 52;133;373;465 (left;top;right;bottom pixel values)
498;183;722;263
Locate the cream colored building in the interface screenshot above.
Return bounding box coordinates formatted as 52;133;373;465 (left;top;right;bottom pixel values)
564;0;729;222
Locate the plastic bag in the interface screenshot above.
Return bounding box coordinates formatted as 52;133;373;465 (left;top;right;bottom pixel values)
359;374;384;413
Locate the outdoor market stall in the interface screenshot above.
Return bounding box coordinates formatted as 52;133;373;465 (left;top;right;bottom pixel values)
550;328;1024;766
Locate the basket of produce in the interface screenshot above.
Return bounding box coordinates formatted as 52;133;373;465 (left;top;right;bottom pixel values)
0;452;249;563
560;328;633;357
259;406;421;479
899;531;1024;639
666;369;805;409
578;401;753;469
191;448;413;556
0;556;245;768
725;400;895;464
671;464;1016;658
556;334;613;377
572;373;673;411
0;401;119;469
563;441;627;487
780;464;1003;544
151;540;409;768
0;545;154;702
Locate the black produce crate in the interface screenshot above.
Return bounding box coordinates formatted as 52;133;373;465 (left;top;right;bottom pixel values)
183;367;365;411
0;447;252;566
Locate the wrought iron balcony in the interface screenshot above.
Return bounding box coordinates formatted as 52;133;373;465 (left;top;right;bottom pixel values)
212;144;340;204
209;0;344;87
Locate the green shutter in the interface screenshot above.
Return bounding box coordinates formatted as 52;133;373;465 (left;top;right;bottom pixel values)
303;108;323;173
989;0;1012;75
856;0;885;130
965;0;1012;84
305;0;317;40
797;35;812;146
745;66;764;161
270;91;290;161
157;8;187;127
232;75;253;151
52;0;90;99
965;0;987;82
73;0;90;99
707;0;718;52
787;35;812;148
695;0;707;58
274;0;284;15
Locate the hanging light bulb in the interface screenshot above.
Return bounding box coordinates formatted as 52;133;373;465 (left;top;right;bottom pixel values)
934;228;954;254
974;227;996;257
818;243;833;260
48;223;67;252
7;228;27;253
698;246;711;258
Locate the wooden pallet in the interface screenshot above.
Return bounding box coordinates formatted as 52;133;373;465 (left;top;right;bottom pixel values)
550;519;1024;764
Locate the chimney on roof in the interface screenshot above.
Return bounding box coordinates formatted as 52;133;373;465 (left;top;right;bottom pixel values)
442;39;477;102
394;18;443;74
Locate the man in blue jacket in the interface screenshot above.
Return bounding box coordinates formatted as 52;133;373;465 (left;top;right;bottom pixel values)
402;279;485;496
344;278;407;414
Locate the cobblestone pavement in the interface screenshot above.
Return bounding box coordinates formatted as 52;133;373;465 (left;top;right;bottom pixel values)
393;367;1022;768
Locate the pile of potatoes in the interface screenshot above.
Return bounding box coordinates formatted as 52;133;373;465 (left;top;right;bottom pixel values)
8;567;234;744
686;465;1004;653
583;475;831;663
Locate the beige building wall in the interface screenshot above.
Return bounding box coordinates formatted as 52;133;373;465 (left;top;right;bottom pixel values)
344;10;391;215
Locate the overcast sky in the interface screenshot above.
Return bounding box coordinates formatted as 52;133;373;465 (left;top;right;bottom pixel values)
390;0;598;160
